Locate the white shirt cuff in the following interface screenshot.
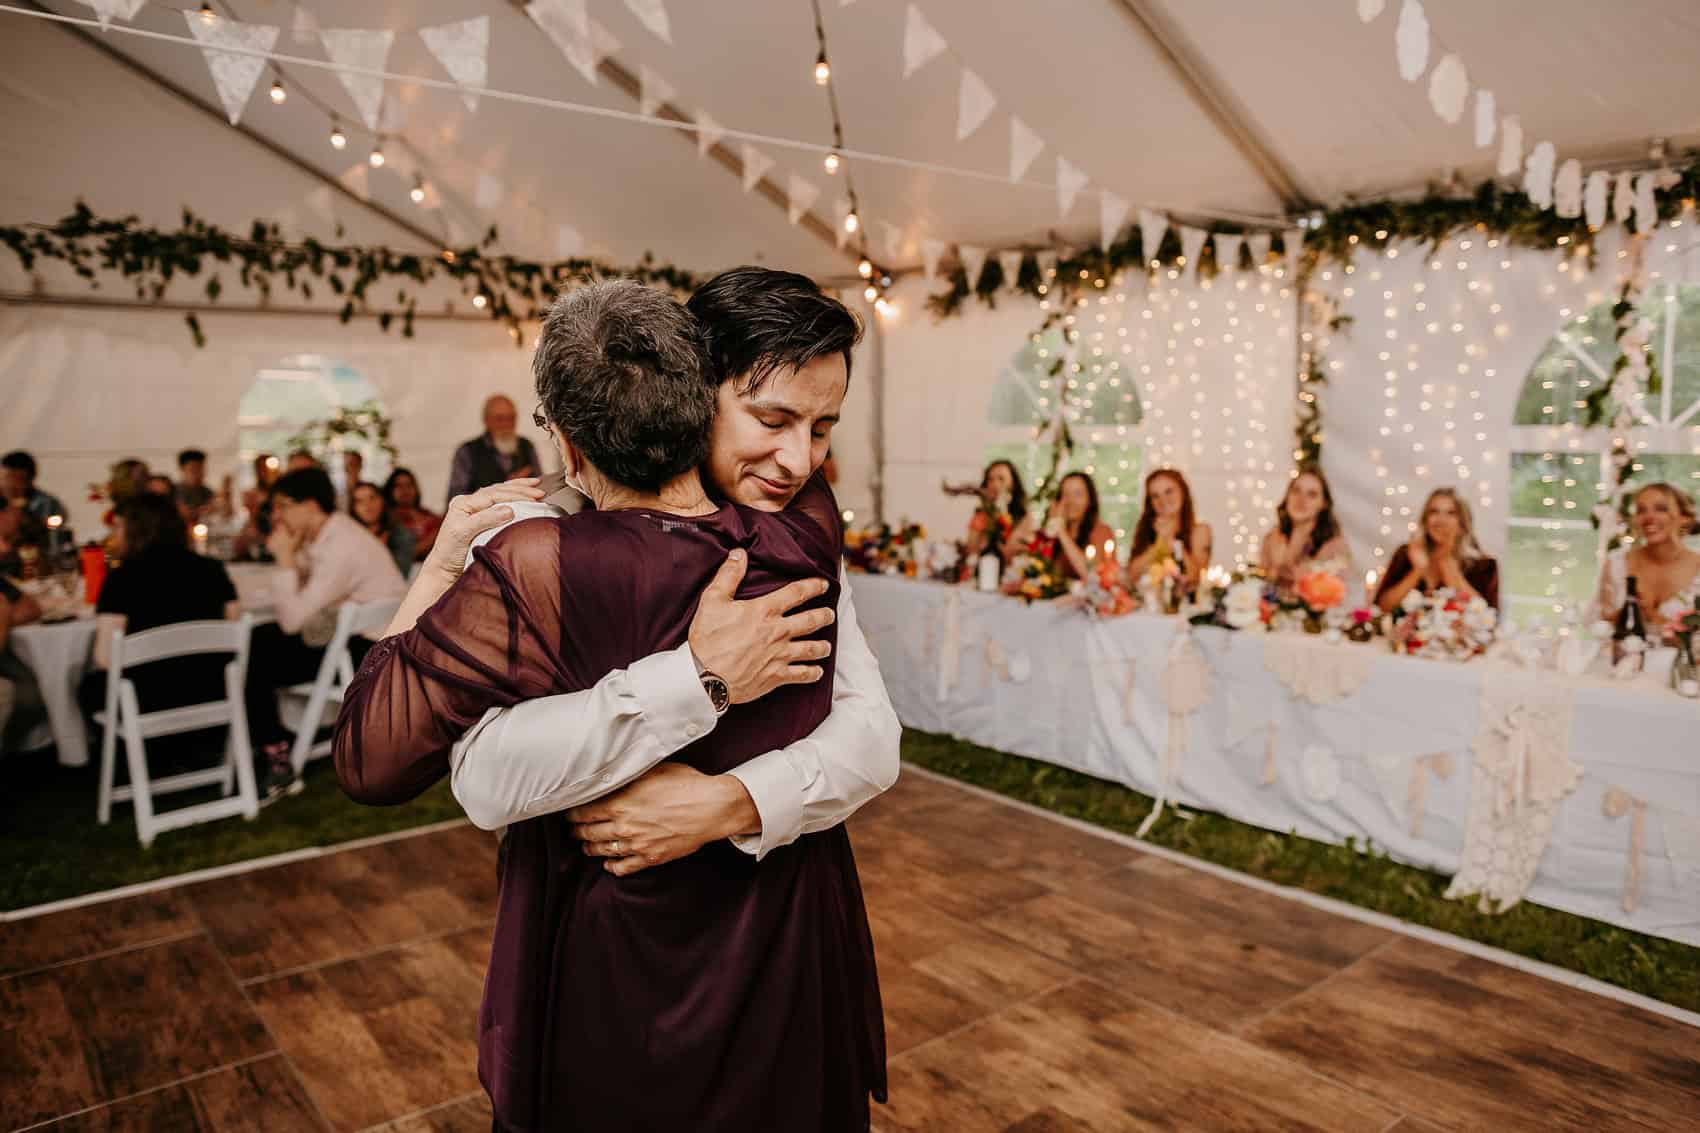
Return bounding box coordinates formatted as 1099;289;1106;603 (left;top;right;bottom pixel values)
629;643;717;752
726;749;808;861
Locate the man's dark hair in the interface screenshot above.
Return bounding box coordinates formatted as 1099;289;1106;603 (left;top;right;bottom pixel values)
272;467;336;514
533;281;716;494
118;493;189;558
2;451;36;480
178;449;207;468
686;267;862;395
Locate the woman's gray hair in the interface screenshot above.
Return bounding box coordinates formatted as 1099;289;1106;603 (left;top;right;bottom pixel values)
533;280;715;493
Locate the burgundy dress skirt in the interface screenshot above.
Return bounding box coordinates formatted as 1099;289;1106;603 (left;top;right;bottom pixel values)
334;476;885;1131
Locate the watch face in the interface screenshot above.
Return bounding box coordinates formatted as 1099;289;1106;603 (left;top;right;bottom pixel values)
704;674;731;714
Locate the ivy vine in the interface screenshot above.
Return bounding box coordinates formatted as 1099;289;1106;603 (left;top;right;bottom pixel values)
286;401;399;464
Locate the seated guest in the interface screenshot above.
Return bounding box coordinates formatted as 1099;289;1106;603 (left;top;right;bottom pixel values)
963;458;1028;561
0;506;46;577
1374;487;1499;611
0;527;44;749
144;474;175;498
247;467;405;797
78;495;239;725
1126;468;1212;594
2;451;67;523
1258;466;1352;595
175;449;216;517
286;449;318;472
337;451;364;513
1007;471;1115;581
383;467;441;560
234;453;282;561
1595;481;1700;639
350;480;417;578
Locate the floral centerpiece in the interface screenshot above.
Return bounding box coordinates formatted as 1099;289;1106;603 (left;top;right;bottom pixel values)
1001;533;1071;603
844;521;927;576
1185;567;1269;631
966;492;1015;552
1081;555;1136;618
1387;588;1497;661
1669;595;1700;696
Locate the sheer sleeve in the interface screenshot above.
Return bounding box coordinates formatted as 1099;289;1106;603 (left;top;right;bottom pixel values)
333;519;570;805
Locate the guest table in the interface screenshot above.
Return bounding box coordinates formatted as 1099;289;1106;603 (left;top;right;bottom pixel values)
849;573;1700;949
11;563;277;765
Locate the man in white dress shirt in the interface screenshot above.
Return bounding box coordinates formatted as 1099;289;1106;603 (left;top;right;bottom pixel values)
388;267;900;871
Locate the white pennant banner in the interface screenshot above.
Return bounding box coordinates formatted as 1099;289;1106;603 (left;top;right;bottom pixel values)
1036;250;1058;279
638;64;676;117
695;112;725;157
590;19;622;64
527;0;598;86
1283;228;1306;274
1178;225;1208;271
1553;158;1583;219
786;174;819;225
1247;231;1272;269
1395;0;1430;82
1523;141;1556;210
956;68;997;141
1427;53;1468;124
998;250;1025;286
622;0;672;44
1584;171;1610;231
1496;115;1523;178
185;14;279;126
1139;208;1168;262
1009;116;1045;182
958;244;988;287
1474;89;1496;148
1214;232;1244;271
1613;171;1636;224
740;144;774;192
319;27;394;130
878;220;903;261
1357;0;1385;21
1099;191;1130;251
1634;172;1657;234
556;224;584;258
902;3;948;78
291;5;318;45
919;238;947;281
1055;156;1088;217
419;17;489;113
82;0;146;28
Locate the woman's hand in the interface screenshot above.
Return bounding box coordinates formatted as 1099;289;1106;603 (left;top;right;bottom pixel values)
421;478;547;583
1154;515;1180;543
1406;537;1430;574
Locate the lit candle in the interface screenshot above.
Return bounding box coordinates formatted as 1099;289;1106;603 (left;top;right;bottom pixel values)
46;514;62;560
1086;543;1097;561
192;522;209;555
841;509;854;525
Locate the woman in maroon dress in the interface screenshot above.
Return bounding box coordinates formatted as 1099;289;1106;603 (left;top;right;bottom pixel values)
334;282;884;1131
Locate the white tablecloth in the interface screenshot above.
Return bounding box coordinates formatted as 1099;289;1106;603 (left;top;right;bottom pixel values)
850;574;1700;948
8;563;278;765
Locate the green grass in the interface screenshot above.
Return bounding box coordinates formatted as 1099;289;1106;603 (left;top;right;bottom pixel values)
901;729;1700;1014
0;742;466;912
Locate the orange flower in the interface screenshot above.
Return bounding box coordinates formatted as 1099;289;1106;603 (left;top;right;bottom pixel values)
1296;570;1346;611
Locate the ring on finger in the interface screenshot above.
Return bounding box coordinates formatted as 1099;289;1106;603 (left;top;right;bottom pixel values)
609;838;621;856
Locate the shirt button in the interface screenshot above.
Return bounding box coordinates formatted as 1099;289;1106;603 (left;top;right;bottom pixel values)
685;722;702;738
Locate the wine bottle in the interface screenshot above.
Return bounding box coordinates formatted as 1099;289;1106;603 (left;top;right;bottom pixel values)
1612;575;1649;673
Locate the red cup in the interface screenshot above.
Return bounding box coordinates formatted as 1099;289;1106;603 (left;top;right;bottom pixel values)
80;544;107;605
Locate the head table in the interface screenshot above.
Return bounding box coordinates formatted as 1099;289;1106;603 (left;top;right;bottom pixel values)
848;573;1700;950
10;563;277;765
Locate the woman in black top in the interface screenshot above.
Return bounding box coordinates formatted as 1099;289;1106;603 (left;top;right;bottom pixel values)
79;494;240;719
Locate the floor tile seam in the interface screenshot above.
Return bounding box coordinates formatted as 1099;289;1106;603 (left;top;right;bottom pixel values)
0;928;207;984
350;1089;487;1133
899;763;1700;1031
1224;936;1403;1037
5;1051;284;1133
884;975;1084;1066
237;917;498;988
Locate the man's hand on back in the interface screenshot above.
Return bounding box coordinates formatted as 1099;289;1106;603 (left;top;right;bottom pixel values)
688;550;834;704
569;763;759;876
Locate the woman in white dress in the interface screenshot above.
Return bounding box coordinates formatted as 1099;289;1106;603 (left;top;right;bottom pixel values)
1594;482;1700;639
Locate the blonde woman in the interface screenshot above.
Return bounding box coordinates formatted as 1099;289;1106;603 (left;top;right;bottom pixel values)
1373;487;1499;611
1594;482;1700;638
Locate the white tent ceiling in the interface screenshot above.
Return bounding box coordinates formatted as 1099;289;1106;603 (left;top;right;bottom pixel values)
4;0;1700;285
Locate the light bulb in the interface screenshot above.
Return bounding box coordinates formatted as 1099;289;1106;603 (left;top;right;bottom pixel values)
198;3;216;23
472;292;488;309
410;177;426;204
368;146;385;168
814;54;831;85
269;79;286;104
330;124;347;149
863;284;878;302
843;211;859;234
857;258;873;279
823;152;840;175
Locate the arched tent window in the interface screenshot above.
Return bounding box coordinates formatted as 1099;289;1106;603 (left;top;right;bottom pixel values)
1506;283;1700;624
237;354;387;495
982;326;1146;543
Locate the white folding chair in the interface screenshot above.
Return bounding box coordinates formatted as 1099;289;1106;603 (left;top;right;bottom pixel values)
96;616;258;848
280;598;401;774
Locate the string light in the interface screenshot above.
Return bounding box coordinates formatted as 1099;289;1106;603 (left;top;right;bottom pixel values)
472;290;489;309
329;120;347;149
197;3;216;23
410;176;426;204
368;144;386;168
268;79;286;105
842;210;859;234
857;258;873;279
863;284;878;302
823;151;840;175
814;51;831;86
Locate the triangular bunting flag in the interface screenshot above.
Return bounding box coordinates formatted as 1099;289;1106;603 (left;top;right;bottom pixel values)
998;250;1025;286
1395;0;1429;82
739;144;774;191
1036;250;1058;279
878;220;903;261
1427;53;1468;124
1614;171;1636;223
622;0;672;44
476;172;505;210
1139;209;1168;263
1214;232;1244;272
81;0;146;28
1178;226;1207;271
185;14;279;126
291;5;318;45
956;68;996;141
1055;156;1087;217
1473;89;1496;148
1009;116;1044;182
1496;115;1523;178
638;64;676;117
319;27;394;130
419;17;489;113
786;175;820;225
1635;172;1657;234
958;244;988;288
902;3;948;78
589;19;621;63
556;224;585;258
919;238;947;281
1554;158;1583;219
526;0;598;86
1523;141;1555;209
695;112;725;157
1584;171;1610;230
1099;191;1130;251
1357;0;1385;21
1282;228;1305;274
1247;232;1271;268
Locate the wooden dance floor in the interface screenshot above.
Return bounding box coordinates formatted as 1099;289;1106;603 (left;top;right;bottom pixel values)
3;768;1697;1131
